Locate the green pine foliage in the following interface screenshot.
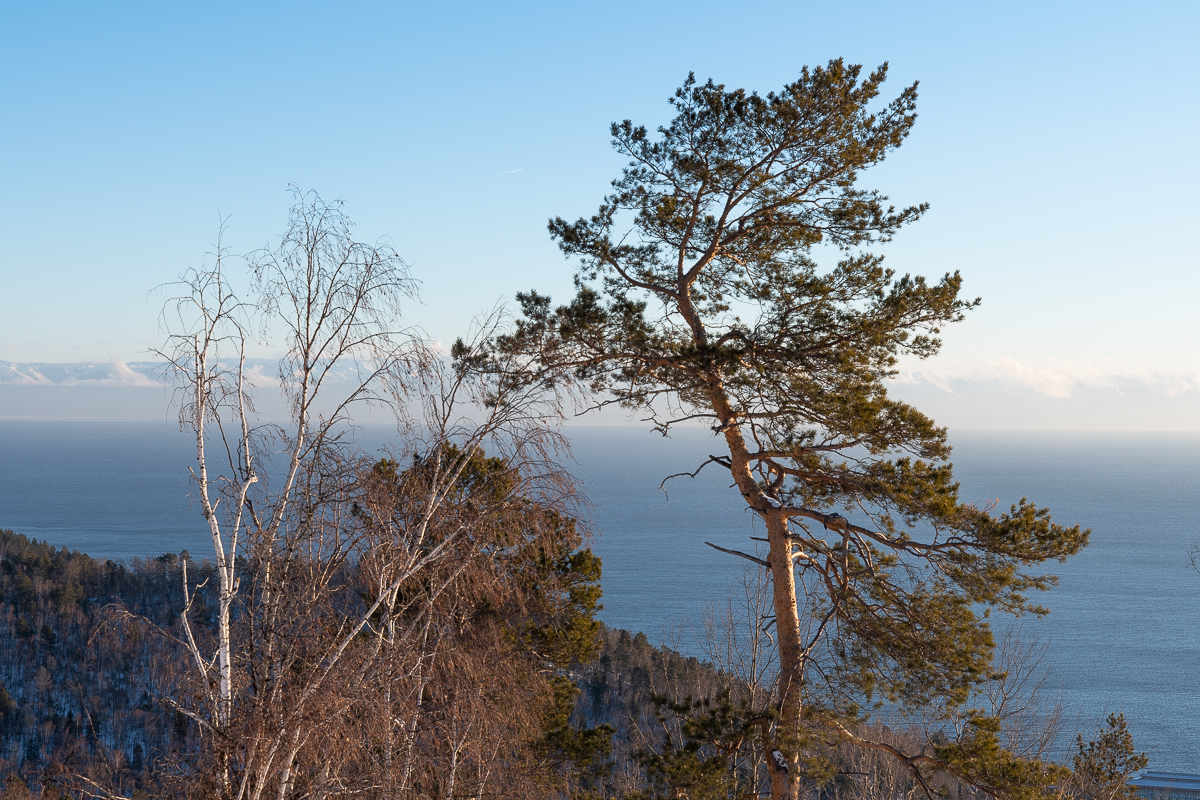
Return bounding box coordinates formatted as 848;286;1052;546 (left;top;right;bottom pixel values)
627;692;755;800
498;63;1090;796
1068;714;1148;800
933;713;1069;800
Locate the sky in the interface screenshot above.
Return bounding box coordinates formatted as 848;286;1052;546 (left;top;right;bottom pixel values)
1;1;1197;427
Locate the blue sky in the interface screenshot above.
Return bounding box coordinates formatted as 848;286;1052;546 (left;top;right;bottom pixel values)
1;1;1197;425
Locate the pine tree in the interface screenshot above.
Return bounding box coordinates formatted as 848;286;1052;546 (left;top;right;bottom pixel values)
1069;714;1147;800
499;63;1089;800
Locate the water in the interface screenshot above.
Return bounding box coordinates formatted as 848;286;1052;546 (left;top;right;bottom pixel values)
0;421;1197;769
0;420;213;560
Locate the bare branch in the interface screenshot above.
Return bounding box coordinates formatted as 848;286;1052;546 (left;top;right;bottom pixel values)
706;541;770;568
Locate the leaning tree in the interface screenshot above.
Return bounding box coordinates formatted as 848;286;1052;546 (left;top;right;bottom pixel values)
498;63;1088;800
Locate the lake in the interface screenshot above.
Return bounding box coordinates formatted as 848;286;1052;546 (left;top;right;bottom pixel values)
0;420;1197;769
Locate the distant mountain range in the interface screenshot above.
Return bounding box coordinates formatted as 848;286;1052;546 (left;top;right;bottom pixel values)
0;359;375;388
1;360;1196;429
0;360;163;387
0;360;387;421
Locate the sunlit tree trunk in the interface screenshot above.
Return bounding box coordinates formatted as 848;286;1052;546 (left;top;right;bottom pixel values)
719;416;803;799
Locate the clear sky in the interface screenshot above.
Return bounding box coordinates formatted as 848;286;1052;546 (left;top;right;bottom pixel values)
1;1;1197;426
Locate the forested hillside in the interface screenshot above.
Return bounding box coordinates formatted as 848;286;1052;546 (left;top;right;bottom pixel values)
0;520;610;797
0;530;203;794
0;529;1147;799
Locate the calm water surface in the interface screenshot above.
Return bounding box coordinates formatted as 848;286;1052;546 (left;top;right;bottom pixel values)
0;421;1197;769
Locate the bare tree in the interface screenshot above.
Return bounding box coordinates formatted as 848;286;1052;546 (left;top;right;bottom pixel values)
150;191;587;799
975;628;1066;764
152;190;422;794
700;562;778;793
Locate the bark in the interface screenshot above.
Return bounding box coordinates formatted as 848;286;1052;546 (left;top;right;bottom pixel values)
765;509;803;799
715;383;803;799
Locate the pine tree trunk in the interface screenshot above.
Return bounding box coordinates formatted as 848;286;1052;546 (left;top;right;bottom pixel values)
717;418;803;800
766;509;802;800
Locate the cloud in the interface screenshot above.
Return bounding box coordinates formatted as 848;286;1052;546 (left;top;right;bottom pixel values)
242;361;280;388
106;360;161;388
2;362;51;385
0;359;415;421
892;357;1200;399
0;360;162;387
887;360;1200;430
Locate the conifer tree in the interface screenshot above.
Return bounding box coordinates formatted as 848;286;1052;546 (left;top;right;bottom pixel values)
1068;714;1147;800
499;63;1089;799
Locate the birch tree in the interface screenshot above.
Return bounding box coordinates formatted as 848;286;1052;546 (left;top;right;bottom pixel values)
501;63;1089;800
154;191;590;798
155;190;420;794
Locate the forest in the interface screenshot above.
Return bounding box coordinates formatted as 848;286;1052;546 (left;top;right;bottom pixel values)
0;526;1147;799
